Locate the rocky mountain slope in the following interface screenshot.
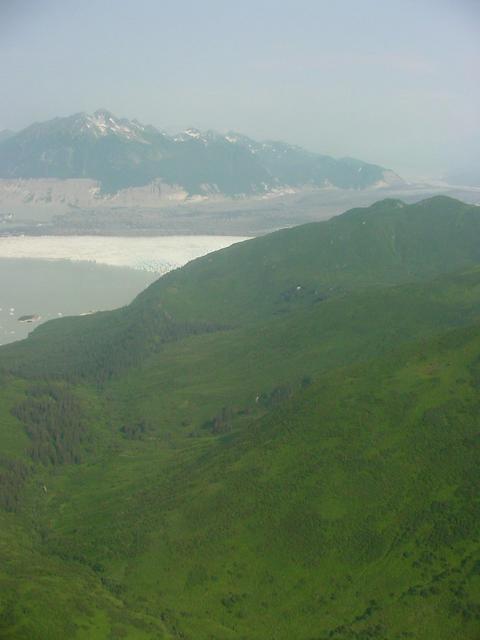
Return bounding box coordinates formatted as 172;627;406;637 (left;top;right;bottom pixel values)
0;110;403;202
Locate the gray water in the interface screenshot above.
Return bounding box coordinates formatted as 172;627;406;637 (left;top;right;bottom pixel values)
0;259;158;345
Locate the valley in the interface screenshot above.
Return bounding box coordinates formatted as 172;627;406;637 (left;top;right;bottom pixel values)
1;178;478;237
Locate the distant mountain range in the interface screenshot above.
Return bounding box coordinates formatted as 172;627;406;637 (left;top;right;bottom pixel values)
0;110;403;197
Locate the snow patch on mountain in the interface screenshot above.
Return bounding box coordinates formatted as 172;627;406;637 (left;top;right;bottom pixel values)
78;110;149;143
0;110;405;198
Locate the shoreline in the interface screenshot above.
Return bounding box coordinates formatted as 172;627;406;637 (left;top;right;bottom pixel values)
0;234;250;272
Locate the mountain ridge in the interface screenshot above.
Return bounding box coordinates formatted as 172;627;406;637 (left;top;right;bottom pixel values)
2;195;479;382
0;110;403;196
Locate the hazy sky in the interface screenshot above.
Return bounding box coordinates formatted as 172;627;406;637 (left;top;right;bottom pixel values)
0;0;478;178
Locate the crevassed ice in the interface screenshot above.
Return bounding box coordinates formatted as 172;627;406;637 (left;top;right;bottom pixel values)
0;235;250;273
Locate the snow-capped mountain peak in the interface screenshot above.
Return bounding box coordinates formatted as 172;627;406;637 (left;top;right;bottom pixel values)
174;128;209;143
77;110;149;142
0;110;404;195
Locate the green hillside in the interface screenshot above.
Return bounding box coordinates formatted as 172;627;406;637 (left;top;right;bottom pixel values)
3;195;480;381
0;196;479;639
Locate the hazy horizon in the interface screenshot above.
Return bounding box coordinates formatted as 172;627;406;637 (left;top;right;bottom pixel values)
1;0;479;180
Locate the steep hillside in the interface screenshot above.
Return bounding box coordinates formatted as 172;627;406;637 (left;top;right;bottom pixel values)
0;110;401;195
107;321;478;640
0;196;479;639
2;195;479;380
0;319;479;639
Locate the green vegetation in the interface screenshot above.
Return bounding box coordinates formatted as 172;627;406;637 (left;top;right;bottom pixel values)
3;195;480;382
0;196;479;638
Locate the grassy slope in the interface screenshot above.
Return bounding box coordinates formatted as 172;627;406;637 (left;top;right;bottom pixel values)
108;266;480;436
4;320;478;639
0;511;167;640
116;323;480;640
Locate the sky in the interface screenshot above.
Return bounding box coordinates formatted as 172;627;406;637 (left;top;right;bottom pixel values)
0;0;478;179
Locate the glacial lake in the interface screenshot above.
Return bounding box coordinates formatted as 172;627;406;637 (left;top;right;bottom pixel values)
0;235;248;345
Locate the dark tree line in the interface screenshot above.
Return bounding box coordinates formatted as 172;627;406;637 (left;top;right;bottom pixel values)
12;384;91;466
120;419;150;440
202;407;234;434
201;376;314;435
0;457;29;512
1;306;226;386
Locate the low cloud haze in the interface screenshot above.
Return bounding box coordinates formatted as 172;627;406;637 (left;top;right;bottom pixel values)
0;0;478;179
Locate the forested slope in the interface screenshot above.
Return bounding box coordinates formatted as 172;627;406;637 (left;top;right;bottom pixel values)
0;196;479;638
2;195;480;381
